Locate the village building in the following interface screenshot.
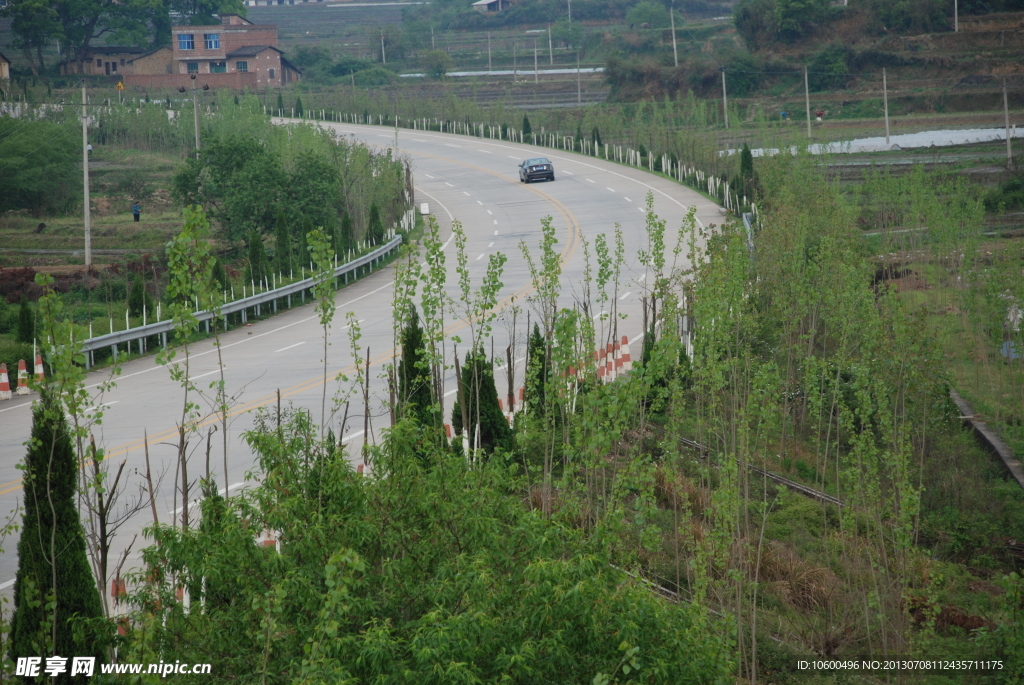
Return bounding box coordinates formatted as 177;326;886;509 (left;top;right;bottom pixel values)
0;51;10;80
124;14;300;89
63;46;147;76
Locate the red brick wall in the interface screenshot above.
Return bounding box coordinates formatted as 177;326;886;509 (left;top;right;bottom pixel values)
125;72;262;90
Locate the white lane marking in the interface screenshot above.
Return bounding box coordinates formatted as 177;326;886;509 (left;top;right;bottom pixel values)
488;242;494;247
341;429;364;442
0;579;13;590
412;139;427;142
606;187;616;192
476;253;485;261
275;341;306;353
478;149;491;154
170;482;244;516
476;200;483;205
639;273;648;281
563;171;574;175
619;292;632;300
593;311;608;320
624;197;632;202
508;156;519;159
493;220;498;225
445;182;454;187
486;209;493;215
463;191;471;196
445;143;461;148
494;230;499;235
586;179;595;184
639;207;645;212
424;173;434;178
189;370;220;381
443;388;458;397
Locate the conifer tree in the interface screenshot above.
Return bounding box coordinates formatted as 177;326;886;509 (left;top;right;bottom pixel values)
10;390;106;673
398;307;433;424
340;210;354;253
451;348;512;455
274;207;292;275
522;115;532;135
276;93;284;113
127;273;152;317
525;323;548;416
367;204;384;245
16;296;33;344
245;229;270;286
295;96;304;117
297;216;313;268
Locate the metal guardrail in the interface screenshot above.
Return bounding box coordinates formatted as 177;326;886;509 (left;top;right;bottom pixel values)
81;235;403;367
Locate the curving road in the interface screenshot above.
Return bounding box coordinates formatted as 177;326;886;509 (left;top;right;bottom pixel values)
0;122;723;592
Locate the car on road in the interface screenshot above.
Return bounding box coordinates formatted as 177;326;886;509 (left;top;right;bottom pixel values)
519;157;555;183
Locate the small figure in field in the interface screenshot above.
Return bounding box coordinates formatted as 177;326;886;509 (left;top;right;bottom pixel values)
132;202;141;223
780;111;788;121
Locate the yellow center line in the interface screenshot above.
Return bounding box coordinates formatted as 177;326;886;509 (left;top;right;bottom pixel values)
0;145;583;495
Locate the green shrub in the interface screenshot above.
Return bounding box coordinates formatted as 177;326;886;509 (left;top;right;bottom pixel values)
353;67;396;87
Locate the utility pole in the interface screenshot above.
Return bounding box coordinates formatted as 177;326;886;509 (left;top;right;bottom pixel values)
534;42;538;83
488;32;492;72
568;0;571;21
191;75;201;153
81;85;92;269
431;25;435;50
883;68;890;145
576;53;581;104
1004;77;1013;169
720;67;728;128
670;6;678;67
954;0;958;32
513;42;517;81
803;65;812;139
381;30;386;64
548;24;553;64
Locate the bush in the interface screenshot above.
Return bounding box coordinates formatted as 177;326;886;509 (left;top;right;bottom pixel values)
808;43;854;91
735;0;777;50
984;173;1024;213
626;0;670;28
0;342;34;385
353;67;396;87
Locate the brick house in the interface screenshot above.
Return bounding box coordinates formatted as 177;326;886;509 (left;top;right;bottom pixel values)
0;51;10;80
65;46;147;76
125;14;301;89
125;46;174;75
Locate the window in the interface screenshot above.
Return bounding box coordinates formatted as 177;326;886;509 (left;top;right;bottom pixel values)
96;58;102;66
204;33;220;50
187;61;199;74
268;68;275;79
120;58;125;66
178;33;195;50
210;61;226;73
236;60;248;72
111;62;117;73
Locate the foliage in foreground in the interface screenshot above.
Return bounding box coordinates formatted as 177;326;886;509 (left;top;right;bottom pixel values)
125;412;733;684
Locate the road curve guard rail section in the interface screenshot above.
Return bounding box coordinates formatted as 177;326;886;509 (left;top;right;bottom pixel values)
80;235;403;369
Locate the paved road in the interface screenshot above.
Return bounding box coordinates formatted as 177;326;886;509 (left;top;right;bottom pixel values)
0;122;722;593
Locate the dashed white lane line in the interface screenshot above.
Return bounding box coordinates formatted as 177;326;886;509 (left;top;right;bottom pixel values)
84;400;119;413
171;482;244;516
445;182;454;187
488;242;494;248
189;370;220;381
563;171;574;175
275;341;306;353
445;143;461;148
586;179;595;183
508;155;519;159
412;139;427;142
494;230;499;235
476;253;485;261
486;210;493;215
606;187;616;192
444;388;458;397
478;149;491;154
424;173;434;178
593;311;608;320
463;191;471;196
477;200;483;205
493;220;498;225
624;197;632;202
619;292;632;300
638;207;645;212
341;429;364;442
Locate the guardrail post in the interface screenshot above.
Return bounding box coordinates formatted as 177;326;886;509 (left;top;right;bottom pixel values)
111;344;117;362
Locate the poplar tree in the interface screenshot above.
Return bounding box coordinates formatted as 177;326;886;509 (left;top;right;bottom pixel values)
245;229;269;286
16;296;34;344
367;203;384;245
10;390;106;672
397;307;433;424
274;207;292;275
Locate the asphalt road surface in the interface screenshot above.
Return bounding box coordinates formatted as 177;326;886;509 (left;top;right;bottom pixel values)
0;122;723;595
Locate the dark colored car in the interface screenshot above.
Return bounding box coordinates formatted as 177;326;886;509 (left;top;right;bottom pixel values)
518;157;555;183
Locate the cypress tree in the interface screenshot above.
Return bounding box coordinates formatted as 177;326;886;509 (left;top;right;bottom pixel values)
10;390;107;675
276;93;284;113
16;296;34;344
244;229;269;286
522;115;532;135
367;204;384;245
525;323;548;417
297;216;313;268
398;307;433;424
274;207;292;275
451;348;512;455
295;96;304;117
211;256;230;295
592;127;602;148
340;211;354;254
127;273;152;317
